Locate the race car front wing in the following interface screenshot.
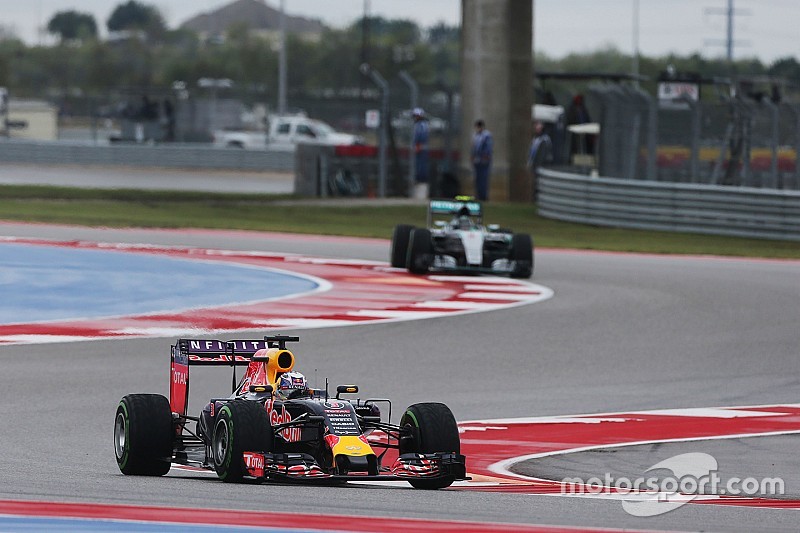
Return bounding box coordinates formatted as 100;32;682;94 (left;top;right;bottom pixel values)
242;451;467;483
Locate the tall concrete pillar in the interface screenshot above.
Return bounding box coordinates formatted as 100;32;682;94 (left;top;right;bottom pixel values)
460;0;533;202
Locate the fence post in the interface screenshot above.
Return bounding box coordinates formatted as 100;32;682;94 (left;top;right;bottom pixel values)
785;104;800;190
360;64;389;198
763;99;780;189
741;103;754;187
319;153;328;198
399;70;419;198
795;106;800;190
646;94;658;180
681;96;702;183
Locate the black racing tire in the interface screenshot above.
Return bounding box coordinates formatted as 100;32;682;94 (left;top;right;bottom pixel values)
212;399;273;483
510;233;534;279
391;224;414;268
399;402;460;489
406;228;434;275
114;394;173;476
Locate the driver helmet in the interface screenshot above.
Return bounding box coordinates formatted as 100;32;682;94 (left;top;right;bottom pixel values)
457;215;472;230
277;371;308;398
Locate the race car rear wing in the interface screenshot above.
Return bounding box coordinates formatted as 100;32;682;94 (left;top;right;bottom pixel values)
427;197;482;226
170;335;300;417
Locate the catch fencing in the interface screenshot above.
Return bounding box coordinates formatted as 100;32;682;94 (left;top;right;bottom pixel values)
583;85;800;190
537;167;800;241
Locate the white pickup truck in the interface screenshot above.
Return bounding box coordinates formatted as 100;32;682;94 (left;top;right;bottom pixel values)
214;114;362;151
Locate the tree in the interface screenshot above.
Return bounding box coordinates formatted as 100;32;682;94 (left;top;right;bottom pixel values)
427;22;459;46
47;11;97;42
768;57;800;82
107;1;166;39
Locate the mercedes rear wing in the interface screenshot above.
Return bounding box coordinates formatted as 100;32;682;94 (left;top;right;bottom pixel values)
427;197;482;226
170;335;299;417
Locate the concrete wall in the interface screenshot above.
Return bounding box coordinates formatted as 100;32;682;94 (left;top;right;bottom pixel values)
460;0;533;201
0;140;294;171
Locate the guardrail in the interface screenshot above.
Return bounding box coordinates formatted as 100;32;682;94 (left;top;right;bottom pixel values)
0;140;295;172
537;168;800;241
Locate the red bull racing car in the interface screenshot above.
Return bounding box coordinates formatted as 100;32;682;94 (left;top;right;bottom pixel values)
114;335;466;489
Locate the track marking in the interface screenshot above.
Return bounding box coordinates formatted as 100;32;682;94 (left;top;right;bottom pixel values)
455;403;800;510
0;238;553;345
0;499;648;533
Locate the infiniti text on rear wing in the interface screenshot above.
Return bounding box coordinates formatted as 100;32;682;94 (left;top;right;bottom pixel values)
177;338;270;365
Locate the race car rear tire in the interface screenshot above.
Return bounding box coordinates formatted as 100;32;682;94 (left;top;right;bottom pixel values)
510;233;534;278
399;402;460;489
213;399;273;483
391;224;414;268
114;394;173;476
407;228;434;275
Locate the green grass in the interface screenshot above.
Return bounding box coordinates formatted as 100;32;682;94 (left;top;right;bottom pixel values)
1;185;798;259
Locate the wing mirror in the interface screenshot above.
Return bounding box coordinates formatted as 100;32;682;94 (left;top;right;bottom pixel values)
248;384;273;393
336;385;359;399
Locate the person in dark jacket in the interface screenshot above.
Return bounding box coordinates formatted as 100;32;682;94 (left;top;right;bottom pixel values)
471;119;493;200
412;108;430;198
527;120;553;200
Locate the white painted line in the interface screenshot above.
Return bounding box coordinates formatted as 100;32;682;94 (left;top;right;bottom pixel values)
487;428;800;482
458;291;539;301
463;284;541;293
345;310;448;319
0;335;98;344
428;275;526;283
287;257;386;266
539;491;719;503
109;327;217;336
460;402;800;426
205;250;295;258
463;417;632;425
626;408;790;419
251;318;356;328
411;300;494;310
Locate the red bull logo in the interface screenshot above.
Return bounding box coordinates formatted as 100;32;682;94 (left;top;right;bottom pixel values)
269;404;302;442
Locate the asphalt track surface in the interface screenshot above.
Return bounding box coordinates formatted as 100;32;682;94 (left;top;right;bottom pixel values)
1;222;799;531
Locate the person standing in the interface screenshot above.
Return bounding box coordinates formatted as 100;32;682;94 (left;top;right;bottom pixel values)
471;119;493;201
566;93;593;155
412;108;430;199
527;120;553;201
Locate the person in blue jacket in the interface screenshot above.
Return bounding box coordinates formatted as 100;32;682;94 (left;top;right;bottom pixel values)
471;119;493;200
412;108;430;198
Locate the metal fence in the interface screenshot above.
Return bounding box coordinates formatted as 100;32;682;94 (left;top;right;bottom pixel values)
583;85;800;190
294;143;459;198
538;167;800;241
0;140;294;172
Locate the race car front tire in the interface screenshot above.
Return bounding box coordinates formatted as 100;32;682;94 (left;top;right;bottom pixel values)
510;233;534;278
407;228;434;275
114;394;173;476
391;224;414;268
399;402;460;489
213;399;273;483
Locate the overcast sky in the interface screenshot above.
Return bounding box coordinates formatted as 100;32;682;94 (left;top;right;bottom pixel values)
6;1;800;64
